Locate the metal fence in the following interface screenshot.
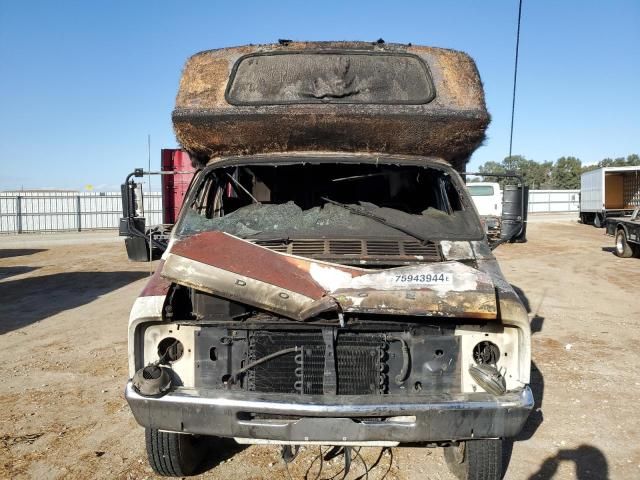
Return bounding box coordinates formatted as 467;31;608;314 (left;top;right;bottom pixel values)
527;189;579;213
0;191;162;234
0;188;580;235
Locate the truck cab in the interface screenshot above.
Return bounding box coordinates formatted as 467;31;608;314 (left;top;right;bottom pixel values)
606;207;640;258
124;42;532;480
466;182;502;237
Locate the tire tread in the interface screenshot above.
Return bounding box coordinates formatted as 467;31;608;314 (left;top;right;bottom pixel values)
444;439;502;480
145;428;201;477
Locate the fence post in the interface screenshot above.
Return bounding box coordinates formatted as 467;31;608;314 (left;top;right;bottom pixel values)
76;195;82;232
16;196;22;234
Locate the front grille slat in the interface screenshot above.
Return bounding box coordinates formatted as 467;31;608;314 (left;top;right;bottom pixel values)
366;241;401;256
328;240;363;255
255;238;440;262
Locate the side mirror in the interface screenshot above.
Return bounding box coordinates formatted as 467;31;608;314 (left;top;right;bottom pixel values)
490;184;528;249
124;236;151;262
119;217;151;261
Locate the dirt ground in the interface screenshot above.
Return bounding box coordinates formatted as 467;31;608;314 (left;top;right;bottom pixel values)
1;217;639;480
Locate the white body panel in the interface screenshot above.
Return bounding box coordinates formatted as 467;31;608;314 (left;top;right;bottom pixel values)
580;166;640;214
466;182;502;217
580;168;604;213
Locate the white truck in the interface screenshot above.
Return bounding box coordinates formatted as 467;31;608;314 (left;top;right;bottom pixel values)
580;166;640;227
125;42;533;480
467;182;502;237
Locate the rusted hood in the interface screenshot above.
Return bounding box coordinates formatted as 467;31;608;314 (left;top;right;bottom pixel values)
161;232;497;321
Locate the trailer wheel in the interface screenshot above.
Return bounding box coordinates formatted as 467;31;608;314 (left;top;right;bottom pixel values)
444;439;502;480
593;214;604;228
145;428;208;477
615;229;634;258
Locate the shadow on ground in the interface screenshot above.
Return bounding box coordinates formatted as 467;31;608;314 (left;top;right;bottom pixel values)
0;266;40;280
528;445;609;479
502;284;546;477
0;248;47;259
505;285;610;479
0;271;147;334
196;437;247;474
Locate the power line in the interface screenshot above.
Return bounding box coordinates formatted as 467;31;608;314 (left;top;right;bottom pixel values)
509;0;523;159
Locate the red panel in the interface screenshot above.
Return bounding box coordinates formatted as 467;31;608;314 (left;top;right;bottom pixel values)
140;260;171;297
161;149;195;224
167;231;331;298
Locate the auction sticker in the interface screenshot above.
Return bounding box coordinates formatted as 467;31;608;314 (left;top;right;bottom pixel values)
393;273;452;285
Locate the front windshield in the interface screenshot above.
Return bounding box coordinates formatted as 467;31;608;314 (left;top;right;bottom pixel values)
178;162;483;242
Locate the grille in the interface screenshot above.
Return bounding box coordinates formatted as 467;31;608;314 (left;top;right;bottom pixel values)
254;238;440;262
249;331;387;395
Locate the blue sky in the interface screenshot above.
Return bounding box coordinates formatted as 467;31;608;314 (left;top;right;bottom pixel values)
0;0;638;191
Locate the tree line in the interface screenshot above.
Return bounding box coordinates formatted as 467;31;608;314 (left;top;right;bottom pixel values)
473;153;640;189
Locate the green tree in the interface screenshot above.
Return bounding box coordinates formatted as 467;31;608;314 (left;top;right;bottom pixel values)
625;154;640;165
477;161;506;176
551;156;582;189
581;153;640;174
477;155;552;188
477;153;639;189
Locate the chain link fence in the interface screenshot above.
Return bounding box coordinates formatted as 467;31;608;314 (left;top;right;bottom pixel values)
0;191;162;234
0;189;580;235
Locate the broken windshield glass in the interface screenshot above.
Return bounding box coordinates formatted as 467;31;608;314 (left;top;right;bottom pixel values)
179;201;480;241
176;161;484;242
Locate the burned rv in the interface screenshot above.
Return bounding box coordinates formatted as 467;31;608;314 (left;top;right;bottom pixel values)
125;42;533;479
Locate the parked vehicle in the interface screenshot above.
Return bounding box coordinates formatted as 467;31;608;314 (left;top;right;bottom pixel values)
466;182;502;237
606;207;640;258
580;166;640;227
124;42;533;480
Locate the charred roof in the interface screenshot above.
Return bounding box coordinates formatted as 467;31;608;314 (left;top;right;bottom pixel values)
173;41;490;172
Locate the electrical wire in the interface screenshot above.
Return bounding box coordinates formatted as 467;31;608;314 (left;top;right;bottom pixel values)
508;0;524;158
280;446;393;480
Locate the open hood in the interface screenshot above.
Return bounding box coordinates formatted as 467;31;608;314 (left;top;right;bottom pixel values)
161;232;497;321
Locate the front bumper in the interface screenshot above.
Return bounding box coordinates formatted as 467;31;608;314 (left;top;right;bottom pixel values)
125;382;533;443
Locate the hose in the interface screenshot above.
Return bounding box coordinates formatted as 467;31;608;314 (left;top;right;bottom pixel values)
229;347;299;384
388;337;411;385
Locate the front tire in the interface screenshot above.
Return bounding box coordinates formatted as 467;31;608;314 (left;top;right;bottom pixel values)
444;439;502;480
145;428;208;477
594;213;604;228
615;229;634;258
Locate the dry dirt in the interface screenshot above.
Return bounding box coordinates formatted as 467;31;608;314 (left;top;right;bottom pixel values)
1;219;639;480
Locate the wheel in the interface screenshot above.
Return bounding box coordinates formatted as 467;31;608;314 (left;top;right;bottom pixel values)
615;229;634;258
444;439;502;480
145;428;208;477
593;213;603;228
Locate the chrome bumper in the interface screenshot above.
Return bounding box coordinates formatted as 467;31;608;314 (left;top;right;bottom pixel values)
125;382;533;443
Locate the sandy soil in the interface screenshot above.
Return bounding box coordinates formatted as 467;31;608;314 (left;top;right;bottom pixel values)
1;220;639;480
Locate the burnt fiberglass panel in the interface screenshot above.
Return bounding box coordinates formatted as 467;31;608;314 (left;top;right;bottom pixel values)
226;52;435;105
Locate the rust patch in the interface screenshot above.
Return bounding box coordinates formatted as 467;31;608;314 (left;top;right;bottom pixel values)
139;260;171;297
334;290;497;319
166;231;351;298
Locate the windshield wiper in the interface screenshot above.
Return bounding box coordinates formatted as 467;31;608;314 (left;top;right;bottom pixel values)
320;197;431;245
